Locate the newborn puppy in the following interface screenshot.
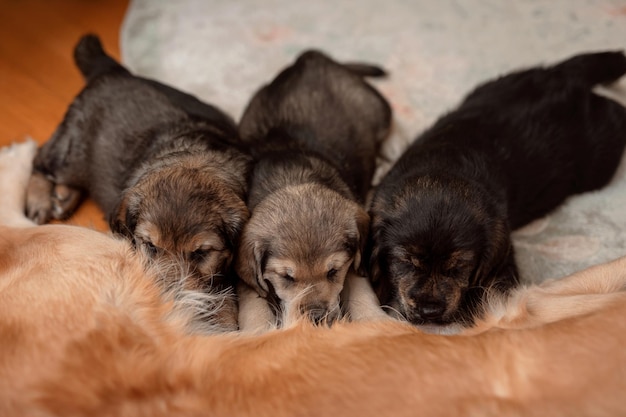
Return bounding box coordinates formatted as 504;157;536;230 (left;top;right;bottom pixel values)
368;51;626;328
236;50;391;329
25;34;252;331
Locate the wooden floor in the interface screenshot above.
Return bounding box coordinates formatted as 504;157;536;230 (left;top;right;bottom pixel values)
0;0;129;230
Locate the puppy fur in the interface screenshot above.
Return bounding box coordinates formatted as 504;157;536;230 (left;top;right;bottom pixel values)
24;34;252;331
235;50;391;329
368;51;626;327
3;141;626;417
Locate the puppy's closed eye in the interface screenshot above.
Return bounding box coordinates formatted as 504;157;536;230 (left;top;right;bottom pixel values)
136;239;159;258
188;241;225;259
327;268;338;282
189;248;212;262
390;248;425;271
281;271;295;283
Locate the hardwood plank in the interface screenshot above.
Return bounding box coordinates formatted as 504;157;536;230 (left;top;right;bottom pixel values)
0;0;129;231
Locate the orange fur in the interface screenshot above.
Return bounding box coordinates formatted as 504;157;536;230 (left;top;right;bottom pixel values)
1;141;625;416
0;223;625;416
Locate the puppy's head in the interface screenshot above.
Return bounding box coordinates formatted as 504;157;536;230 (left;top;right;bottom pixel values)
111;164;249;291
236;184;369;324
369;179;517;326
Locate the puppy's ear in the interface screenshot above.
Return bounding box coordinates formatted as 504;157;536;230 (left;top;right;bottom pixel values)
364;214;395;305
473;221;520;292
220;202;250;250
109;193;138;242
365;213;382;285
474;239;519;293
352;206;371;275
236;233;269;298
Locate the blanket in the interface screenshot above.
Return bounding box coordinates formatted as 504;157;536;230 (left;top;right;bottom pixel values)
121;0;626;283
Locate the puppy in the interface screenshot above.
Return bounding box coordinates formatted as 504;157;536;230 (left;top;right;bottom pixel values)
235;50;392;329
24;34;252;331
3;141;626;416
368;51;626;328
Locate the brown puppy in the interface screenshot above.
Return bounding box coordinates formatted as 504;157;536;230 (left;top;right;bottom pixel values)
368;51;626;329
24;35;252;331
2;141;626;417
235;50;392;330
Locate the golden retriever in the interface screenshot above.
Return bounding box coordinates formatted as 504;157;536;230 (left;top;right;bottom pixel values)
1;140;625;417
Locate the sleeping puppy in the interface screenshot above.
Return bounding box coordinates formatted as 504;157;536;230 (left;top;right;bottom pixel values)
368;51;626;328
235;50;392;330
25;34;252;331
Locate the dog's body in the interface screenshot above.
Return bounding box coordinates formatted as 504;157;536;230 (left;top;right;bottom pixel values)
368;51;626;327
235;50;392;329
2;141;626;416
25;35;252;331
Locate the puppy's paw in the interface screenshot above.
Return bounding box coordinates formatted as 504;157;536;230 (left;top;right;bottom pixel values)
50;184;82;220
348;301;394;322
343;273;394;322
26;175;82;224
237;282;278;333
25;172;54;224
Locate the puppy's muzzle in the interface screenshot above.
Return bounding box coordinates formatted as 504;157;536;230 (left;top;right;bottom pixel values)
414;298;447;321
409;286;450;322
299;303;339;325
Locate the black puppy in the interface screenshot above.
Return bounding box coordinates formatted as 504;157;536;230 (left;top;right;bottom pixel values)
368;51;626;328
235;50;391;330
25;34;252;331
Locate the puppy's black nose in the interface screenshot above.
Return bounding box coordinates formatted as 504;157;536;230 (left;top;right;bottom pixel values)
309;309;327;324
301;303;330;324
416;300;447;321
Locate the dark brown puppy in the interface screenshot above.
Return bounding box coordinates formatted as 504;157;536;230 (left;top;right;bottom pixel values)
25;34;252;331
235;50;391;330
368;51;626;328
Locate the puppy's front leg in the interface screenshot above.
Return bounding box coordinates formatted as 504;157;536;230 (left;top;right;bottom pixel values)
237;281;277;333
343;271;392;322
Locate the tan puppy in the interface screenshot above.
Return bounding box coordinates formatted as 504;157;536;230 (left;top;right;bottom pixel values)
1;141;625;417
235;50;392;330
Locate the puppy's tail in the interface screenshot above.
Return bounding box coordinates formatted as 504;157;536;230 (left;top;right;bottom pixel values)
553;51;626;87
344;62;388;78
73;34;129;82
296;50;388;78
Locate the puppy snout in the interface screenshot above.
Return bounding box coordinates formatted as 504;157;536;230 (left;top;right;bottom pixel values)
409;283;450;322
309;309;327;324
415;299;447;321
300;303;334;324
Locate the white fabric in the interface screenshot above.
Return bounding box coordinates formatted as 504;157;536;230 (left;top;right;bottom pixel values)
121;0;626;283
